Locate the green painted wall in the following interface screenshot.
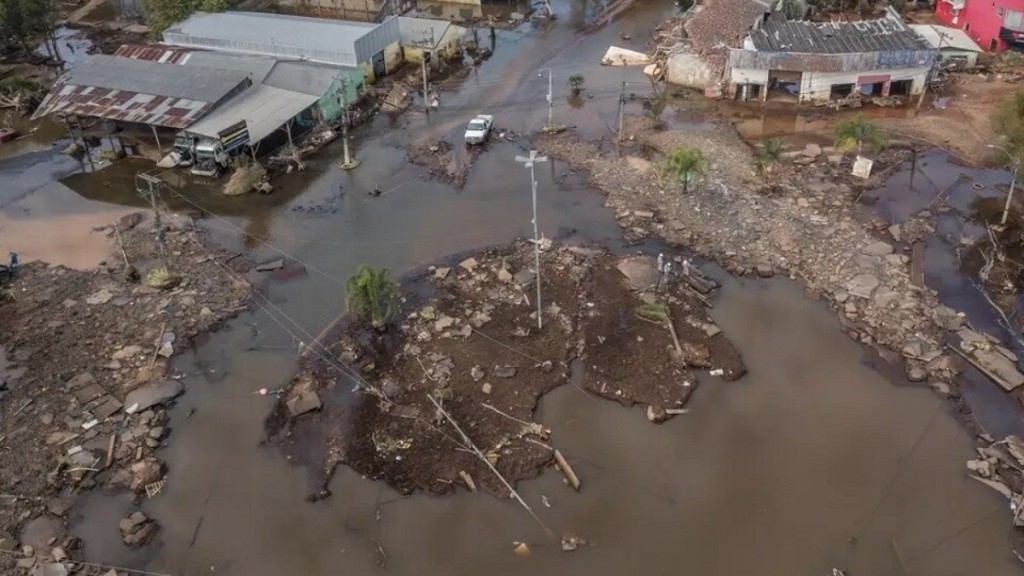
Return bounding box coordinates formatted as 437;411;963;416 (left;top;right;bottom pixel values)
316;67;366;123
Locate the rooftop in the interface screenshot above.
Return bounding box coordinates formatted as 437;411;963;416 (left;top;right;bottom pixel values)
684;0;773;54
183;85;318;143
909;24;981;53
64;54;249;103
163;11;383;66
749;13;933;53
264;60;344;97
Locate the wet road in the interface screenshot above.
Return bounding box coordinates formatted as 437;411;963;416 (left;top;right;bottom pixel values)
0;1;1021;574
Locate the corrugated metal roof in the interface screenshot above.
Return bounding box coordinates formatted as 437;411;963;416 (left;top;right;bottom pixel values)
113;43;193;63
31;83;215;128
64;54;250;102
750;13;933;54
184;85;317;143
163;11;388;67
264;61;343;97
909;24;981;53
184;51;278;84
31;54;251;128
398;17;451;49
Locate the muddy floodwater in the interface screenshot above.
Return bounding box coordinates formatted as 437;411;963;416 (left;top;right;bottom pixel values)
69;272;1020;576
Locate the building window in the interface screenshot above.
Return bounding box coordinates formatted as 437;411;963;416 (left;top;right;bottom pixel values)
1006;9;1024;30
998;7;1005;15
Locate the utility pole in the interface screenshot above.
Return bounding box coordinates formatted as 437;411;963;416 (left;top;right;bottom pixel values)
420;28;436;113
339;77;358;169
136;173;166;264
544;67;553;129
515;150;548;331
617;80;626;144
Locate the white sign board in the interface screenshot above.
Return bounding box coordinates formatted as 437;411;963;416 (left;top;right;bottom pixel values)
852;155;874;179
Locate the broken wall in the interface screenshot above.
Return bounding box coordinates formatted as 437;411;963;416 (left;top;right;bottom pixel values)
666;51;719;89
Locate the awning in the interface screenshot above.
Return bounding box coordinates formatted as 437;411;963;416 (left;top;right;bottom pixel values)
184;85;318;144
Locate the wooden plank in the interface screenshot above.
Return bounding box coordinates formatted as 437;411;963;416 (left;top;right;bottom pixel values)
910;242;925;287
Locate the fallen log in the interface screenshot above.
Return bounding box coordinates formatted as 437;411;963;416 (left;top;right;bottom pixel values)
553;449;581;491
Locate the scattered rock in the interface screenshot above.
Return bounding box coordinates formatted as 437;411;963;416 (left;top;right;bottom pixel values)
129;459;163;491
434;267;451;280
458;258;478;272
755;264;773;278
845;274;880;299
85;290;114;305
493;365;517;378
124;381;184;414
888;224;901;242
481;382;492;394
861;241;894;256
906;365;927;382
119;511;157;547
111;345;144;361
286;386;322;418
434;316;455;331
497;268;513;283
471;366;485;381
802;143;822;159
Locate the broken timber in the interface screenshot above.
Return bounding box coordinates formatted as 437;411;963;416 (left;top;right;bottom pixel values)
553;449;581;491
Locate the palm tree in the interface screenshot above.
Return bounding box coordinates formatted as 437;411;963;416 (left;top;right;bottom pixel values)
834;114;887;155
567;74;585;97
345;265;400;330
756;138;784;176
663;146;710;194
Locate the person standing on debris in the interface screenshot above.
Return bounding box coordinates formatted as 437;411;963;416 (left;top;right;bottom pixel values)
8;252;18;270
369;186;382;198
657;253;665;273
682;259;690;277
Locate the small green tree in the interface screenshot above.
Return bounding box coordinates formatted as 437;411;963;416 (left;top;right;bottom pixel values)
756;137;784;175
345;265;400;330
992;91;1024;161
663;146;709;193
567;74;585;96
139;0;230;34
834;114;886;155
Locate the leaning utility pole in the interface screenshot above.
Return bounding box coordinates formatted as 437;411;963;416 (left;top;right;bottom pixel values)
135;173;166;264
515;150;548;330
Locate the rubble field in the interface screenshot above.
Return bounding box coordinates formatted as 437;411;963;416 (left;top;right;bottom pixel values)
534;116;991;418
0;212;250;575
267;242;744;497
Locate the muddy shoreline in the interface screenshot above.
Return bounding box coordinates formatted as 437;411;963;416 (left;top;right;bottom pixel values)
0;212;251;573
267;241;745;498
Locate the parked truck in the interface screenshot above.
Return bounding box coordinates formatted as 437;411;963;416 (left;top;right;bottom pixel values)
464;114;494;145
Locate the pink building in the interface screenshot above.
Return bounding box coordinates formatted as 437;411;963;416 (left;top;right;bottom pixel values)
936;0;1024;51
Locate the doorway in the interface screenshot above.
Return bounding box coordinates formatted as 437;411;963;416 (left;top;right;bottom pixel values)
371;51;386;79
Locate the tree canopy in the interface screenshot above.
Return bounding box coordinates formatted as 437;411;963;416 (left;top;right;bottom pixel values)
834;114;887;155
0;0;59;54
139;0;230;34
992;91;1024;162
345;265;400;330
663;145;710;194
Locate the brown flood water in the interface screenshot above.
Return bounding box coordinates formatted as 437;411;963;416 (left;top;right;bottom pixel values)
72;274;1020;576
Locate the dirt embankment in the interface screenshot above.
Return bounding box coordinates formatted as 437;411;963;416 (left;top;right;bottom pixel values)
534;116;970;407
267;242;744;498
0;212;250;574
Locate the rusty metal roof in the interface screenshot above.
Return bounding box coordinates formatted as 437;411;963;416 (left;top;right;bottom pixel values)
750;13;933;53
31;54;252;128
113;43;194;63
684;0;773;70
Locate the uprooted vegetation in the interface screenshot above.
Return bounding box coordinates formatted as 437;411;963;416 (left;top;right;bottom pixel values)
266;241;745;497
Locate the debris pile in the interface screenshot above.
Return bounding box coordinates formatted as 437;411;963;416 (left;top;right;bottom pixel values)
268;241;745;498
0;211;250;570
534;117;996;406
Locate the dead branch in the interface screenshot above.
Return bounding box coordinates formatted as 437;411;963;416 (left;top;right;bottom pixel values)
427;394;555;539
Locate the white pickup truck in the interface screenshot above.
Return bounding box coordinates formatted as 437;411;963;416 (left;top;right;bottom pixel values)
464;114;494;145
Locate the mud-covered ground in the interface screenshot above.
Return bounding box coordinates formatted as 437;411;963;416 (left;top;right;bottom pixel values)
0;212;250;573
267;242;744;497
534;115;975;412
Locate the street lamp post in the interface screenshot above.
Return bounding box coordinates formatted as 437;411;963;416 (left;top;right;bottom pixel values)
988;144;1020;226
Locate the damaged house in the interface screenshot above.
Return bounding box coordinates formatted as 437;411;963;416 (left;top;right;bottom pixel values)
726;8;938;104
